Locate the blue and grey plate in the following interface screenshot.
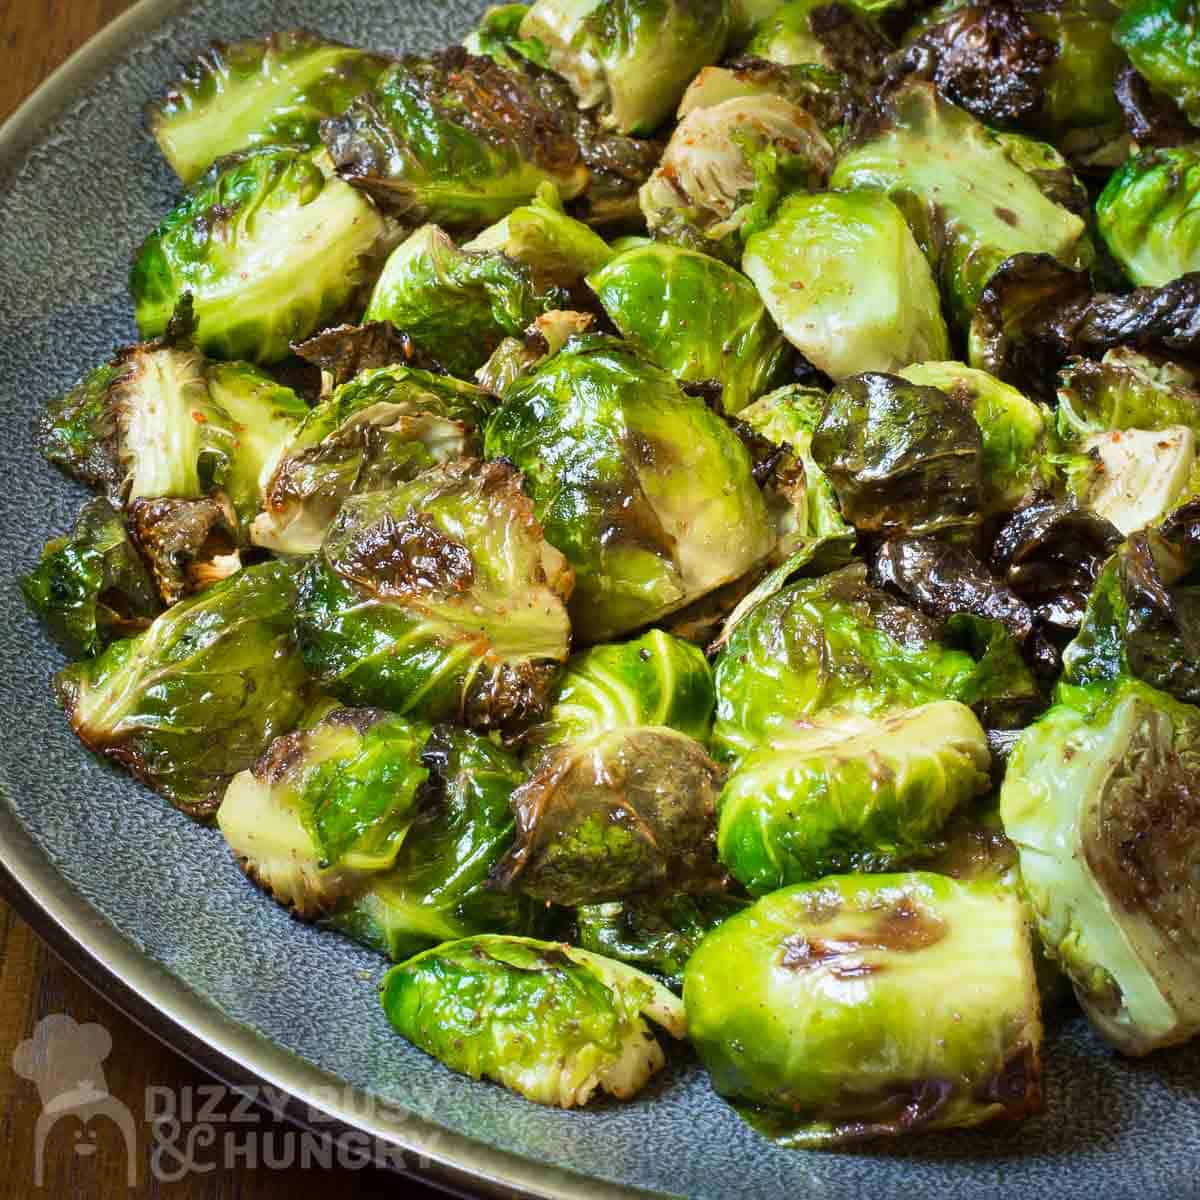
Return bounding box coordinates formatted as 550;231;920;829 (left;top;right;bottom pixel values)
2;3;1200;1197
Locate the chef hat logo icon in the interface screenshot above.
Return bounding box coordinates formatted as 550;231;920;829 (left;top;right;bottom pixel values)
13;1014;137;1186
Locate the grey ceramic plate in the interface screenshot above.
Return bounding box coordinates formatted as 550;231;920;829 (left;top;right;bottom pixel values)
5;4;1200;1198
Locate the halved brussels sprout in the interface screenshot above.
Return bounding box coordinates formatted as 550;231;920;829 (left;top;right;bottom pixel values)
217;708;432;917
1097;146;1200;288
331;726;538;959
295;459;572;731
712;563;1018;762
492;727;724;906
147;30;392;184
811;372;983;537
361;225;560;378
1115;0;1200;125
131;147;390;364
1001;677;1200;1054
533;629;715;747
743;193;950;380
639;82;835;263
1057;348;1200;442
684;872;1042;1145
744;0;892;78
21;498;162;658
718;701;991;895
56;560;310;819
464;183;615;289
587;244;787;413
251;365;492;556
484;335;773;642
574;892;748;992
830;83;1090;332
897;361;1050;514
381;936;686;1107
36;338;308;603
519;0;732;135
321;48;589;226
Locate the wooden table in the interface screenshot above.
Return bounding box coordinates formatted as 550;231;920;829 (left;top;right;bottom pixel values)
0;6;455;1195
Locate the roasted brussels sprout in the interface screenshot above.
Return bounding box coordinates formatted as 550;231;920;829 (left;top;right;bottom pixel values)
381;936;686;1107
331;726;537;958
743;194;950;380
1097;146;1200;287
574;892;748;992
718;701;991;895
811;372;983;537
492;727;724;906
36;338;308;603
321;48;589;226
1001;677;1200;1054
147;31;392;184
533;629;715;747
295;459;572;731
131;147;390;364
744;0;892;79
639;73;836;263
56;560;310;818
251;365;491;556
21;499;162;658
519;0;733;135
712;563;1021;762
1115;0;1200;125
684;872;1042;1145
831;83;1090;332
484;335;773;642
217;708;433;917
897;361;1050;514
587;244;787;413
361;225;561;378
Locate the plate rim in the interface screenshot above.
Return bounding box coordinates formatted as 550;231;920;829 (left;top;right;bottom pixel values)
0;5;662;1198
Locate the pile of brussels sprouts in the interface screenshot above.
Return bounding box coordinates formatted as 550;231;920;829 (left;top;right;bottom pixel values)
21;0;1200;1150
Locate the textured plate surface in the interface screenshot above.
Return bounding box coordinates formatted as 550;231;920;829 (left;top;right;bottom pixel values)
4;4;1200;1198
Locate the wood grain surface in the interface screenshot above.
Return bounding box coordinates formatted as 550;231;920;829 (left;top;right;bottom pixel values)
0;5;453;1196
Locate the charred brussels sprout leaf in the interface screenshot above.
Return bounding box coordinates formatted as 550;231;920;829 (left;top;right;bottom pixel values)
147;30;392;185
684;872;1042;1145
712;563;1012;762
743;194;950;380
639;79;835;264
381;936;686;1107
484;336;773;642
587;244;787;414
1001;677;1200;1054
331;726;538;959
321;48;588;226
217;708;432;917
1114;62;1196;149
745;0;892;79
291;321;426;390
295;459;572;732
56;560;310;819
1115;0;1200;125
718;701;991;895
132;147;389;364
811;372;984;538
519;0;733;135
534;629;715;747
21;499;162;658
1097;146;1200;288
362;225;560;378
831;83;1089;332
575;892;748;992
493;728;724;906
252;365;491;556
897;361;1050;514
476;310;595;397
